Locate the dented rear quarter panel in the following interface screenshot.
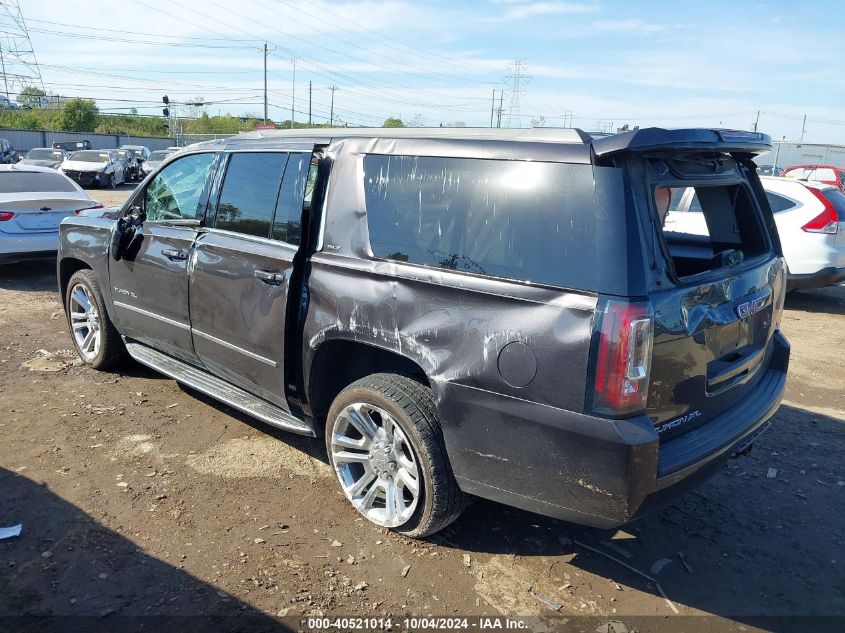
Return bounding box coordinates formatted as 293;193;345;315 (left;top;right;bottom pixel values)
301;137;653;523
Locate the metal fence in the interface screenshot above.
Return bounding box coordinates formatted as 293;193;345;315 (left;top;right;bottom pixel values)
0;128;180;154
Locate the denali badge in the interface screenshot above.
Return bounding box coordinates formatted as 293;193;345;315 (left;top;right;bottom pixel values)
736;298;766;318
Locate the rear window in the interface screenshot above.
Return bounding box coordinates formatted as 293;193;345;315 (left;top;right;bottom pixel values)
818;188;845;218
363;154;584;287
657;182;770;279
0;172;78;193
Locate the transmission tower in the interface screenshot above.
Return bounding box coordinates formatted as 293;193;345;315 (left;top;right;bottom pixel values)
0;1;44;102
504;60;530;129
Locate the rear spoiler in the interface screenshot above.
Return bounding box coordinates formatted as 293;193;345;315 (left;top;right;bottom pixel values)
591;128;772;157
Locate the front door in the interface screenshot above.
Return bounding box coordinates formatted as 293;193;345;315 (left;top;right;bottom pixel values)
189;151;312;408
109;151;217;363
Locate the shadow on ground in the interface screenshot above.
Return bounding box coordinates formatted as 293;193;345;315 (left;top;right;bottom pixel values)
0;259;57;292
435;403;845;619
786;284;845;315
0;468;292;633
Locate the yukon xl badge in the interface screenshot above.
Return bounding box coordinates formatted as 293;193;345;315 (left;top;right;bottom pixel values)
657;410;702;434
736;298;766;318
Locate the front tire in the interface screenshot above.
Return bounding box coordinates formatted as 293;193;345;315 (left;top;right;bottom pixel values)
326;373;465;538
66;269;126;370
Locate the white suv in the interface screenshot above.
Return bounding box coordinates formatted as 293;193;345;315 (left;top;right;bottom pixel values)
665;176;845;291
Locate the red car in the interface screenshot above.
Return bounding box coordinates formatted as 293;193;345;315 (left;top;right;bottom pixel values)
782;164;845;192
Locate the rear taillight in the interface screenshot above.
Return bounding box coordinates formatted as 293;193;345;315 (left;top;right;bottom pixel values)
0;211;14;221
74;204;104;215
590;299;654;417
803;188;839;234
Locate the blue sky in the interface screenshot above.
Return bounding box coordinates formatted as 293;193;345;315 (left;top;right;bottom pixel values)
15;0;845;142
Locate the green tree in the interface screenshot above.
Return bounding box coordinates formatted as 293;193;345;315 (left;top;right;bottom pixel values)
57;99;99;132
382;117;404;128
17;85;46;108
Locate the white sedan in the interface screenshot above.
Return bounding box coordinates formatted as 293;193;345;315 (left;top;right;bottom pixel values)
0;164;102;265
663;177;845;291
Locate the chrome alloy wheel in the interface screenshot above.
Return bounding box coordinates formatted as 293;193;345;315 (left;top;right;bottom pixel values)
330;403;421;528
69;283;101;362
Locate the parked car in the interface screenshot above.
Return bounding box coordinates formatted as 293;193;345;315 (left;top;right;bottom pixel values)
665;177;844;291
57;127;789;537
141;149;174;176
53;140;92;152
782;164;845;192
0;139;19;164
756;164;782;176
116;149;140;182
60;150;126;189
119;145;151;177
20;148;69;170
0;164;101;264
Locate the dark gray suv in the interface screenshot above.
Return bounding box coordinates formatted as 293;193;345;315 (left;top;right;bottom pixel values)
57;127;789;537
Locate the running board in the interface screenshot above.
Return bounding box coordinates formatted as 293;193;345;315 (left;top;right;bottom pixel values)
124;341;315;436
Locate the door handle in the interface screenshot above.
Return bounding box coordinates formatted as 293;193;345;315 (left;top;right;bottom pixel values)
254;269;286;286
162;248;188;261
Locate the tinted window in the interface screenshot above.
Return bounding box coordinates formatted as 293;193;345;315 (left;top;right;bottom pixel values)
26;149;63;160
765;191;796;213
820;188;845;218
214;152;286;238
363;154;586;287
271;153;309;245
145;152;215;221
148;151;172;161
0;172;78;193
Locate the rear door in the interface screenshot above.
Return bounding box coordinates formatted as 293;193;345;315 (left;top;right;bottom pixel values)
630;151;786;438
188;150;313;409
108;152;217;363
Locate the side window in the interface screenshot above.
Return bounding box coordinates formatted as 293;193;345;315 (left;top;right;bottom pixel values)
145;152;215;222
765;191;796;213
271;152;310;245
214;152;287;238
363;154;589;287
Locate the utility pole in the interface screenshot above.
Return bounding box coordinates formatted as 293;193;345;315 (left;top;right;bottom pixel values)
0;45;9;101
799;114;807;143
753;110;761;133
290;58;296;129
263;42;268;124
329;86;337;127
308;81;312;126
496;91;503;128
490;89;495;128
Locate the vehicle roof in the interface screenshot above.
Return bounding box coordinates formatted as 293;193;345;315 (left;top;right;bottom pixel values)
119;144;149;149
0;163;61;174
182;126;771;157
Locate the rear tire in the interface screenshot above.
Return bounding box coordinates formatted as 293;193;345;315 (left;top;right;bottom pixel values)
65;269;126;370
326;373;465;538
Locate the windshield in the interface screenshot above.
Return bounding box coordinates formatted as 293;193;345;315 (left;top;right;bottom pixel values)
0;171;78;193
132;149;145;158
26;149;63;160
148;151;171;161
117;150;130;159
69;151;110;163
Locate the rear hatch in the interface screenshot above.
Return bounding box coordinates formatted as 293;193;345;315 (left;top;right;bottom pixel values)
593;129;787;440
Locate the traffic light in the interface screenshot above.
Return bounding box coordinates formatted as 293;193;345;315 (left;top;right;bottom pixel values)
162;95;170;118
163;107;169;117
162;95;169;105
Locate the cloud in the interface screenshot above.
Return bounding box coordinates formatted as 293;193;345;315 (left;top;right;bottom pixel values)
501;2;599;20
591;18;668;35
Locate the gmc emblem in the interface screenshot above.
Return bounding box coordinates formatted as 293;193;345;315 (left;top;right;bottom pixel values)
736;298;766;318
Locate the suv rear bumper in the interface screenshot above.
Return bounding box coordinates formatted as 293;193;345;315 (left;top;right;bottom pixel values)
787;266;845;292
441;331;790;528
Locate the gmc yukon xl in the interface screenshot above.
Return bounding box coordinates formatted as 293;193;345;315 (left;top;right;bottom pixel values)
57;127;789;537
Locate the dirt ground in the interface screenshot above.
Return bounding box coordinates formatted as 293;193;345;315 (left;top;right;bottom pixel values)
1;185;843;631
